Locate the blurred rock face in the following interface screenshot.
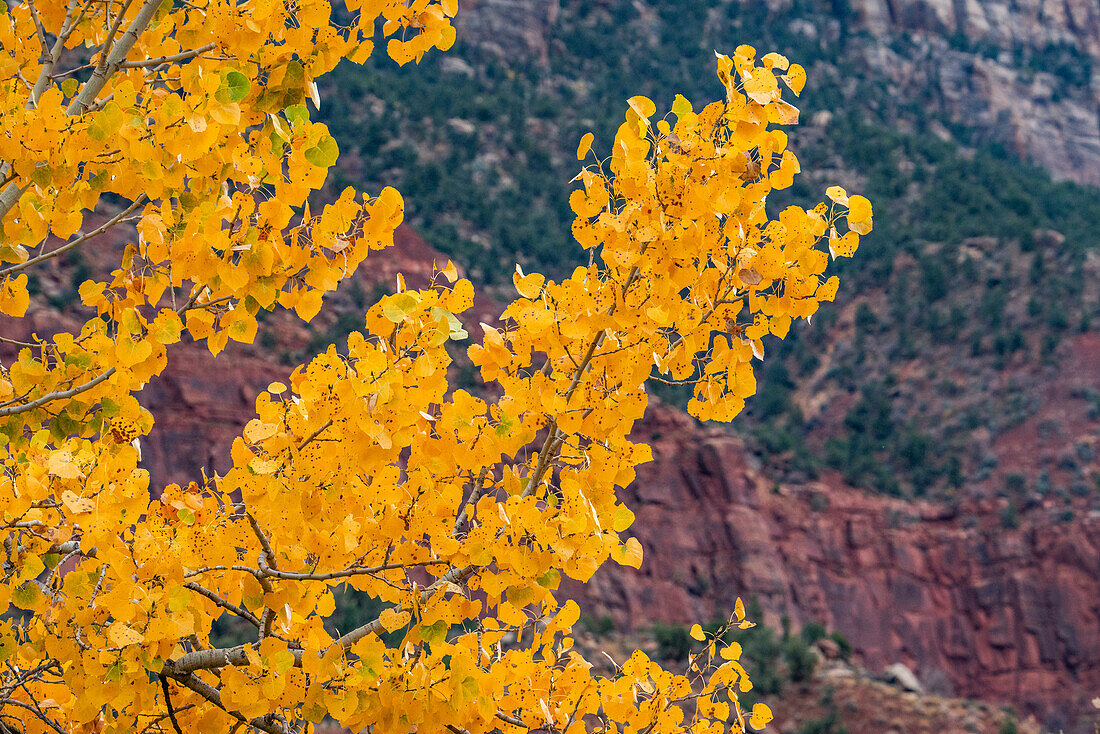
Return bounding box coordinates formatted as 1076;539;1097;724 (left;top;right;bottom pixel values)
563;404;1100;729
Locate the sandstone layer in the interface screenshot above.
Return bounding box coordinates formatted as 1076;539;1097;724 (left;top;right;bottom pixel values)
564;404;1099;730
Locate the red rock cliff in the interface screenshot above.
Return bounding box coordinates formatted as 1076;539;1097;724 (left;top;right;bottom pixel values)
564;405;1099;730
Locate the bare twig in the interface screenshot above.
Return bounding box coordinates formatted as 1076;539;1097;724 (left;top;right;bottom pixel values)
122;42;217;69
495;710;527;728
0;368;114;417
158;674;184;734
163;672;285;734
182;582;261;628
453;466;489;535
0;196;146;277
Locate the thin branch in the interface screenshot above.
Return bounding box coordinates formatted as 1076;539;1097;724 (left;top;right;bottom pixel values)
295;419;333;452
122;42;217;68
158;674;184;734
64;0;157;116
243;511;277;569
0;368;114;417
164;672;285;734
453;466;489;535
182;582;261;628
0;335;38;347
26;0;50;67
0;697;67;734
97;0;138;76
495;710;527;728
0;196;146;277
255;558;450;582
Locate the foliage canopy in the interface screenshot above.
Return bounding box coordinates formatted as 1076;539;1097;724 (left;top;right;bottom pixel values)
0;1;868;732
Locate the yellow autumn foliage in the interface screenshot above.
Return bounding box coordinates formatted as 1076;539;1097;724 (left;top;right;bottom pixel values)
0;2;868;732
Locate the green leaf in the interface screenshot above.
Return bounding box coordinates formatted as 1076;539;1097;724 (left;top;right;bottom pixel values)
0;636;15;663
271;649;295;674
167;585;190;613
536;569;560;589
304;134;339;168
49;411;82;442
283;103;309;125
177;508;195;526
87;102;124;141
431;306;468;340
11;581;40;610
31;165;52;188
18;555;44;583
418;620;448;645
151;317;181;344
382;292;419;323
494;411;515;437
223;71;250;102
505;584;536;606
63;350;92;369
282;60;305;92
382;301;407;323
672;93;693;117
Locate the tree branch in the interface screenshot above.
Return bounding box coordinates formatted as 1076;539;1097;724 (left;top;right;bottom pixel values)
0;368;114;417
122;42;217;69
158;674;184;734
0;196;145;277
163;672;286;734
0;0;161;223
182;582;261;628
254;558;450;582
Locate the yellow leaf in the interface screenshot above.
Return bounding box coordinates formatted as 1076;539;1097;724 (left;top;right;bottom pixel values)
719;641;742;660
825;186;848;205
440;260;459;283
783;64;806;95
108;622;144;647
61;490;95;514
817;275;840;302
847;194;872;223
749;703;773;730
612;504;635;532
770;99;799;125
513;266;545;299
48;452;84;480
379;608;410;632
829;231;859;259
627;95;656;122
850;216;873;236
209;102;241;126
762;52;789;71
576;132;594;161
619;537;643;569
689;624;705;641
0;274;29;317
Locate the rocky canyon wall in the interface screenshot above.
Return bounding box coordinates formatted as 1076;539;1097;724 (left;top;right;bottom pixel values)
564;405;1100;729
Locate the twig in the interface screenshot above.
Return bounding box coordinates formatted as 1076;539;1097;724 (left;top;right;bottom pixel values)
453;466;489;535
0;368;114;417
122;42;217;68
0;196;146;277
182;582;261;628
158;674;184;734
163;672;285;734
495;710;527;728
